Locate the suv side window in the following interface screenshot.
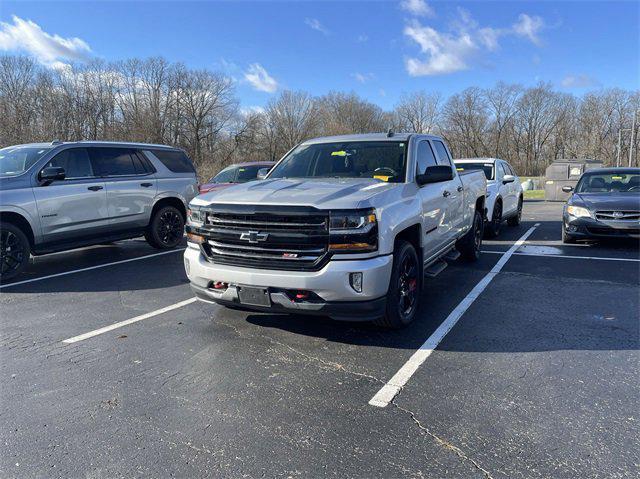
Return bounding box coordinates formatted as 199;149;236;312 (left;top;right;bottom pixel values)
499;162;509;178
149;149;196;173
416;140;438;175
432;140;452;167
45;148;93;179
90;148;140;177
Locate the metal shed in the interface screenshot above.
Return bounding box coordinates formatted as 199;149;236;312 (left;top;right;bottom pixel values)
544;159;604;201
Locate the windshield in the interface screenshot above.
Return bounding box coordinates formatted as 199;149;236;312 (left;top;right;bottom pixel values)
576;172;640;193
0;145;51;177
455;162;494;180
235;165;266;183
268;141;408;183
211;164;266;184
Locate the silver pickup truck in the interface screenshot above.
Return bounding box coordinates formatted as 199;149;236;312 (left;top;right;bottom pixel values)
184;133;486;328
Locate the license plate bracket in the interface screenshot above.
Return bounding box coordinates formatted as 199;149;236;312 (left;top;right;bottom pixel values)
237;286;271;307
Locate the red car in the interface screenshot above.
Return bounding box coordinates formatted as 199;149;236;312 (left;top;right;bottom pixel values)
198;161;275;194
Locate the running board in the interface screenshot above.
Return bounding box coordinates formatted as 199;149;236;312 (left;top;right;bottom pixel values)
424;259;448;277
443;249;461;261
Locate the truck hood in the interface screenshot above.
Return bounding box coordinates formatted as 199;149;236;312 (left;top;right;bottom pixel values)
191;178;401;210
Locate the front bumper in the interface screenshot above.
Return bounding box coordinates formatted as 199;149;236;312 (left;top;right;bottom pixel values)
563;214;640;239
183;245;392;320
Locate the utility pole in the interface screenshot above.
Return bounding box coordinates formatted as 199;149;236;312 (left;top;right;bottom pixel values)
629;110;637;167
617;129;622;167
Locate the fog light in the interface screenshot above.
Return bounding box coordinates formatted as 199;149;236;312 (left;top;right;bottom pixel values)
349;272;363;293
568;225;577;232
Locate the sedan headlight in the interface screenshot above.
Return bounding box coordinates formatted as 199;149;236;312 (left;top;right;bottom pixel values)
566;205;592;218
187;206;205;227
329;208;378;253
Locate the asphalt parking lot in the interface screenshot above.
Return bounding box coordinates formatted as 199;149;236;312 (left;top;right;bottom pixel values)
1;201;638;478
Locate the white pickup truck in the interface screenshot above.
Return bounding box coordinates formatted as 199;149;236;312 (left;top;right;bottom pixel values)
184;133;486;328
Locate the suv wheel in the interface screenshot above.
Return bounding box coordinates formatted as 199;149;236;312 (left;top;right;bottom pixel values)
374;240;421;329
457;209;484;262
145;206;185;249
486;201;502;237
0;222;30;281
507;197;523;226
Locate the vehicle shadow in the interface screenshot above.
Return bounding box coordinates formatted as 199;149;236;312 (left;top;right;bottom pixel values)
1;239;189;293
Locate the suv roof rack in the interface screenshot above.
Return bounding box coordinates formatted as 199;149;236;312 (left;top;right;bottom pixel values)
51;140;63;145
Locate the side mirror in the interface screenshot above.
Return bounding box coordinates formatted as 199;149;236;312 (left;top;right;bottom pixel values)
39;166;65;184
562;185;574;193
502;174;515;184
256;167;270;180
416;165;454;186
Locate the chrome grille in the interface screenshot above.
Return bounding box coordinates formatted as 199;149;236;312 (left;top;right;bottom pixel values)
199;208;330;271
595;210;640;221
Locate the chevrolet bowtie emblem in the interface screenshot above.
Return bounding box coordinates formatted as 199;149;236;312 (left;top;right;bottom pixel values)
240;231;269;243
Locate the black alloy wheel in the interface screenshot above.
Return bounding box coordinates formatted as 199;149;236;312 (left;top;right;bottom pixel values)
487;201;502;237
0;223;30;281
397;252;419;320
145;205;185;249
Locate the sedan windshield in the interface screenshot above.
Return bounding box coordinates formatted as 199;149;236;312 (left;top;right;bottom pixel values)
0;145;51;177
576;172;640;193
455;162;494;180
268;141;408;183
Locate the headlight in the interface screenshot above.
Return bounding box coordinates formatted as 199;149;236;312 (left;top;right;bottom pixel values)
329;208;378;253
187;206;205;227
566;205;591;218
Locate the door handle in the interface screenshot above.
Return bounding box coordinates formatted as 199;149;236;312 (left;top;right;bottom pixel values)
457;186;463;192
140;182;153;187
87;185;103;191
443;190;451;197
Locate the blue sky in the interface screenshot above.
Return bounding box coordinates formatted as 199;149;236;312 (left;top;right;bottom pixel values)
1;0;638;109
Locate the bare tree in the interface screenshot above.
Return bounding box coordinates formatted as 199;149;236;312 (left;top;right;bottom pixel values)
394;91;441;134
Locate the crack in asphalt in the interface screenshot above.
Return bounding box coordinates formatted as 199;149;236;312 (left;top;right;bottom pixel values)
217;318;385;385
390;395;494;479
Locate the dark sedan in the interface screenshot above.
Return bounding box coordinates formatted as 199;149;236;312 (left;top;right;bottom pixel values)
199;161;274;194
562;168;640;243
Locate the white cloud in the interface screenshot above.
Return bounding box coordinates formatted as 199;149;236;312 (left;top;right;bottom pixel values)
305;18;330;35
403;10;546;76
357;34;369;43
240;105;266;116
0;15;91;67
512;13;545;45
561;74;599;89
352;72;374;83
244;63;278;93
404;20;477;75
400;0;434;17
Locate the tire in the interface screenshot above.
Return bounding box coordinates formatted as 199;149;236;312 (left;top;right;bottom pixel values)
507;197;523;226
485;200;502;237
145;205;185;249
0;222;31;282
562;226;576;244
374;240;421;329
457;209;484;262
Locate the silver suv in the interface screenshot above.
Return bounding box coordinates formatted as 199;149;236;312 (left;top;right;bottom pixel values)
0;141;198;280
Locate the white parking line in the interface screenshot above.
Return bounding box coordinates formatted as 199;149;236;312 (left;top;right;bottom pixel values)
0;249;185;290
62;297;197;344
482;250;640;262
368;224;539;408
